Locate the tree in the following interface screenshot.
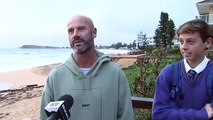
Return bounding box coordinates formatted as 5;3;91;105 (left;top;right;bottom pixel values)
154;12;176;49
111;42;123;49
154;29;161;48
132;40;137;49
137;31;149;50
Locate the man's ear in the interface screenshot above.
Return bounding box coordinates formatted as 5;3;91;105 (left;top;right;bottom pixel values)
205;37;213;49
92;28;97;38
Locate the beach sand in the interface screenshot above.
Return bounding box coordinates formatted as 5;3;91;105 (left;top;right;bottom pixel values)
0;55;138;120
0;69;46;90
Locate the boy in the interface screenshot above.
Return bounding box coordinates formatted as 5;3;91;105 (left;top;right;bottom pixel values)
152;19;213;120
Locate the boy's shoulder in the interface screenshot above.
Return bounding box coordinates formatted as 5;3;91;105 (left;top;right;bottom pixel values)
161;60;184;74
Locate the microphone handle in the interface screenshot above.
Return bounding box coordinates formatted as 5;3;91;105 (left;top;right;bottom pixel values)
47;113;59;120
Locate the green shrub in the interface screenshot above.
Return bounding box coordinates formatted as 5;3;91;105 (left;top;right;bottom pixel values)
123;48;181;119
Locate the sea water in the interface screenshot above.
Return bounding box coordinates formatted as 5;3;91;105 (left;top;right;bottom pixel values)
0;48;129;73
0;48;129;90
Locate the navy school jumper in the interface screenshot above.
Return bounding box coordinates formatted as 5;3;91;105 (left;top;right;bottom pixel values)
152;60;213;120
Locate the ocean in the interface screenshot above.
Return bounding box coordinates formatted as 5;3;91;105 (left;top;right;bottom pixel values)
0;48;130;73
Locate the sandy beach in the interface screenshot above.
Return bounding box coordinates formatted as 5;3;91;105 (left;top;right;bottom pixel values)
0;69;46;90
0;55;138;120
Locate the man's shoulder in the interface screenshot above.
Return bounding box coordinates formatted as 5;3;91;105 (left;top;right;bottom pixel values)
48;62;67;75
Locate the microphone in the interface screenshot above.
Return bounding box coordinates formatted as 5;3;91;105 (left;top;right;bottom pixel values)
44;94;74;120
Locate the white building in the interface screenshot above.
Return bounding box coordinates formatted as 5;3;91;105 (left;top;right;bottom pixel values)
196;0;213;27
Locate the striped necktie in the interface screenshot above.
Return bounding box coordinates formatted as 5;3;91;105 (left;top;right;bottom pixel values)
187;69;197;83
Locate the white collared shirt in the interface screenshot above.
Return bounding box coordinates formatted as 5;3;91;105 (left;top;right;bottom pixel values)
184;56;210;74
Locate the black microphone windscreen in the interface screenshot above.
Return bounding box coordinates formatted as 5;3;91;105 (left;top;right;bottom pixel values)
58;94;74;110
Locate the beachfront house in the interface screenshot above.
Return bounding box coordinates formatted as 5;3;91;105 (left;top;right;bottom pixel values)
196;0;213;28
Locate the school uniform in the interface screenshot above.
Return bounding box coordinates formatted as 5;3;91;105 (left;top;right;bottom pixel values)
152;57;213;120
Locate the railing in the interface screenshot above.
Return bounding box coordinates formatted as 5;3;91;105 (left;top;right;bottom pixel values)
131;96;153;109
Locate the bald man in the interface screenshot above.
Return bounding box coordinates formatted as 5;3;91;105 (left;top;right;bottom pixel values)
40;15;134;120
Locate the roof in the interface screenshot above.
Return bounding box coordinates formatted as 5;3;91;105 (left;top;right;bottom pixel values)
196;0;213;14
197;0;213;4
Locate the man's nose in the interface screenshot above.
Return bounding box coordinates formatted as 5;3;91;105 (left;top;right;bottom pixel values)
71;30;80;40
72;29;79;36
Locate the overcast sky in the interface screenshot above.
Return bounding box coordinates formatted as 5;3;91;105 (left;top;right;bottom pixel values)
0;0;201;48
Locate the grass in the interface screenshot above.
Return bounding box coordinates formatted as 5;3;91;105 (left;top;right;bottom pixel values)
123;65;152;120
123;65;140;89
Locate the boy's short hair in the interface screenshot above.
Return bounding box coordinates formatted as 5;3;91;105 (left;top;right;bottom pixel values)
177;19;213;42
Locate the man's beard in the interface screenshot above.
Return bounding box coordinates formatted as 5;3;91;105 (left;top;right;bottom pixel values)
70;39;94;54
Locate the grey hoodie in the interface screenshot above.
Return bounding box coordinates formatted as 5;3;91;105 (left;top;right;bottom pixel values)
40;51;134;120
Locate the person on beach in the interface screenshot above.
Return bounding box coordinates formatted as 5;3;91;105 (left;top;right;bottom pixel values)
40;15;134;120
152;19;213;120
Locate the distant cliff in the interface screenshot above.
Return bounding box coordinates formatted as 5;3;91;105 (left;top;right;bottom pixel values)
20;45;69;49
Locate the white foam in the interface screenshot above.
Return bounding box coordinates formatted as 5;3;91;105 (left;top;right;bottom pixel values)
0;82;13;90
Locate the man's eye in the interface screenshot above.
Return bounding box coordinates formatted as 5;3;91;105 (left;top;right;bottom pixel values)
78;28;85;31
68;29;74;34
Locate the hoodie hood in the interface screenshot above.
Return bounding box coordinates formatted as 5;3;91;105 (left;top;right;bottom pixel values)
64;50;111;78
